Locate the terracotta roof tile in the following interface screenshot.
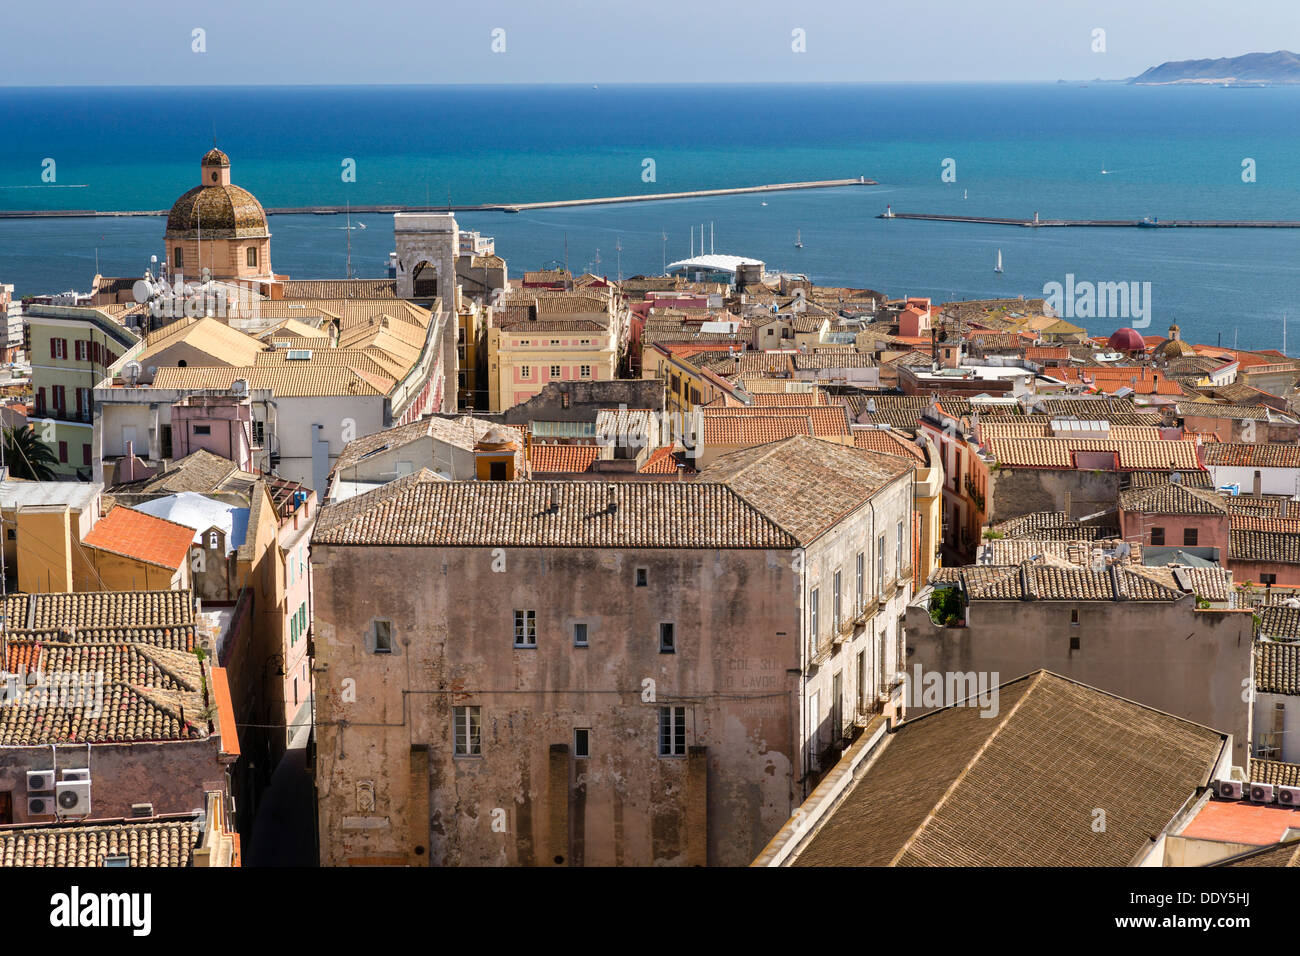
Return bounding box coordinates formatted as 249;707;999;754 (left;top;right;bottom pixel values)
0;818;202;867
1256;641;1300;696
530;444;600;474
1202;443;1300;469
83;507;194;570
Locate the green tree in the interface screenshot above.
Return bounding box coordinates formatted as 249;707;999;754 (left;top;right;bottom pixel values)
3;426;59;480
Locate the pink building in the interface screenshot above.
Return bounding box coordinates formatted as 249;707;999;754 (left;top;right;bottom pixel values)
171;394;256;472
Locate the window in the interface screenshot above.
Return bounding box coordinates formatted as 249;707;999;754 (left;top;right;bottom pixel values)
5;529;13;541
74;340;87;361
550;365;560;377
810;587;820;642
373;619;392;654
635;567;648;587
1150;527;1165;546
453;706;481;756
57;441;67;463
252;420;265;445
658;706;687;756
1262;573;1278;585
1183;528;1198;546
856;552;864;612
246;247;258;267
573;622;588;647
580;365;591;378
81;444;91;467
573;728;590;758
832;570;842;631
877;534;886;594
193;424;211;436
1070;635;1081;651
520;366;531;379
173;247;184;269
1070;609;1079;625
857;649;867;713
896;519;905;574
208;531;219;550
580;339;591;346
659;622;675;653
514;609;536;647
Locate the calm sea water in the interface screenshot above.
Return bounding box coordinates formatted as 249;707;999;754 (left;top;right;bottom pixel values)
2;83;1299;350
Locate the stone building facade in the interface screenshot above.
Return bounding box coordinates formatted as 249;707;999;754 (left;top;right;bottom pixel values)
310;436;914;866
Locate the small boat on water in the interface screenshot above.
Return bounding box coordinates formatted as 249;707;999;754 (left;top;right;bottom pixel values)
994;249;1003;273
794;229;803;249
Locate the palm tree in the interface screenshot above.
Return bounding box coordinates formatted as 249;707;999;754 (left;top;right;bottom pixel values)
3;426;59;481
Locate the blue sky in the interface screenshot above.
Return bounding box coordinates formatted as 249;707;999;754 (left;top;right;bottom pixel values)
2;0;1297;85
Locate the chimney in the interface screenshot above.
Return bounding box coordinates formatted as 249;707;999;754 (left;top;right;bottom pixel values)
1253;469;1262;498
606;490;617;514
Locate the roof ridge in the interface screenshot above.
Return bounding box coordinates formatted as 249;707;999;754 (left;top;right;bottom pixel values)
887;671;1048;866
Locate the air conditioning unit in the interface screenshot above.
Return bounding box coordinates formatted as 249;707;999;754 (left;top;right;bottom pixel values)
61;768;90;783
1215;779;1244;800
130;803;154;818
27;795;55;816
26;769;55;792
55;780;91;816
1249;782;1275;804
1277;785;1300;807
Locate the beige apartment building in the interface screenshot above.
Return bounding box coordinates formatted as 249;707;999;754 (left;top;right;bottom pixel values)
311;436;915;866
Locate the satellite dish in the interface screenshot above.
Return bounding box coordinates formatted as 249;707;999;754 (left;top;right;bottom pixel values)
230;378;249;397
122;362;142;385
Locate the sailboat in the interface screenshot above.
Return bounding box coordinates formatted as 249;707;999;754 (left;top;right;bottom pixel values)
794;229;803;249
994;249;1003;274
963;189;968;200
1101;163;1109;175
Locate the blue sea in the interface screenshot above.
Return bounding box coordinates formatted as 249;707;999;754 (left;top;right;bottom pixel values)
2;83;1300;350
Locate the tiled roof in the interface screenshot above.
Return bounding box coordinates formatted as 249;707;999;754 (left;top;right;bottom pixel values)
152;365;384;398
792;671;1225;867
1175;403;1278;421
83;507;194;571
700;406;850;445
332;416;502;475
138;317;265;368
1118;481;1229;516
1256;641;1300;695
1249;759;1300;789
1026;398;1161;424
1230;529;1300;565
954;562;1188;602
530;444;601;474
497;318;609;334
278;279;398;299
121;449;239;495
1232;516;1300;535
985;437;1202;471
0;818;202;867
1201;443;1300;469
5;641;199;691
791;353;876;370
1126;469;1214;490
851;428;926;462
1258;606;1300;641
988;511;1118;540
314;436;910;549
639;446;688;475
26;591;195;630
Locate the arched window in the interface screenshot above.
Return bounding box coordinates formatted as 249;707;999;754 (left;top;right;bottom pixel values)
208;531;219;550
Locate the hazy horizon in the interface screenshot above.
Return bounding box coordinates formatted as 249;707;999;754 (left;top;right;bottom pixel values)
2;0;1297;86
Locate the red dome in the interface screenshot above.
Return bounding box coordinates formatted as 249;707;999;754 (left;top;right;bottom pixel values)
1107;328;1146;352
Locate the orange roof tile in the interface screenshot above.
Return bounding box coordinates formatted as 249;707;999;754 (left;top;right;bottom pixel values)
83;507;194;570
1181;801;1300;846
530;444;600;474
984;437;1203;471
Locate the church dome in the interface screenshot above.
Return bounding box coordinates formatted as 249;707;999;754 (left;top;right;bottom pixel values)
1106;327;1146;352
165;150;269;239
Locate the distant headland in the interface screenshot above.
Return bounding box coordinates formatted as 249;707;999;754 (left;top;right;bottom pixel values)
1130;50;1300;85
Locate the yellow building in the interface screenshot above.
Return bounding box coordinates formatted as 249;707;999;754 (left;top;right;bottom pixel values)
25;305;139;478
486;319;616;413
